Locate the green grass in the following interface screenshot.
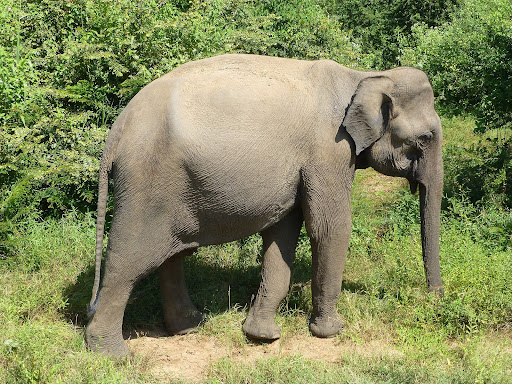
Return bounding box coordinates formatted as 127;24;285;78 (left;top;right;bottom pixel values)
0;213;157;383
1;117;511;383
206;338;512;384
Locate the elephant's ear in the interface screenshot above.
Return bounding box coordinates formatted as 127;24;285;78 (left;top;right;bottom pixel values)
343;76;396;155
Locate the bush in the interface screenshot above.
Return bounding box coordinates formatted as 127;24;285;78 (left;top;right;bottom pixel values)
0;0;356;225
322;0;459;69
401;0;512;132
401;2;512;211
439;197;512;333
444;137;512;208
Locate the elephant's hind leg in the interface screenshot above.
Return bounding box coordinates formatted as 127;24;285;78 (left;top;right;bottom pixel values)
85;205;190;356
158;249;204;335
243;208;303;340
85;247;139;357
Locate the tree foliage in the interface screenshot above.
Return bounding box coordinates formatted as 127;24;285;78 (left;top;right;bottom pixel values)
400;0;512;208
322;0;460;69
401;0;512;133
0;0;356;224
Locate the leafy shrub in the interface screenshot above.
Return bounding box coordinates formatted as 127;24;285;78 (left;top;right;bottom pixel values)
401;0;512;133
401;0;512;209
0;0;356;225
444;138;512;209
322;0;459;69
438;199;512;334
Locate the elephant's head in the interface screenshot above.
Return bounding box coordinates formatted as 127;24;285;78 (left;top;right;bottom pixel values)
343;68;444;294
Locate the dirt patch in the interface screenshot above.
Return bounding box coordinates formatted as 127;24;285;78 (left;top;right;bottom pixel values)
129;334;225;383
128;332;403;383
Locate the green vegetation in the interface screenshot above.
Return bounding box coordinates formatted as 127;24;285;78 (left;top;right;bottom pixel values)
401;0;512;133
322;0;460;69
0;0;355;223
1;0;511;383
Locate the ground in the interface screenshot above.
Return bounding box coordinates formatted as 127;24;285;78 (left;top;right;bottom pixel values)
127;330;402;383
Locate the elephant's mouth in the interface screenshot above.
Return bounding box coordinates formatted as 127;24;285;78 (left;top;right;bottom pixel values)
408;157;420;194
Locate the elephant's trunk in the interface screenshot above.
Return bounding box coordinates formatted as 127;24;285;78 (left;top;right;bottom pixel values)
417;137;444;295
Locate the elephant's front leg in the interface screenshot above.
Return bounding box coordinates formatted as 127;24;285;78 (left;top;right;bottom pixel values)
302;169;353;338
243;208;303;340
308;226;350;337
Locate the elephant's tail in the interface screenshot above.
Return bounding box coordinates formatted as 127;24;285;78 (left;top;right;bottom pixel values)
87;160;110;318
87;114;126;318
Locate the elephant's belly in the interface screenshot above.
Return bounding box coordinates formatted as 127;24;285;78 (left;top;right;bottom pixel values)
179;160;301;245
192;199;298;246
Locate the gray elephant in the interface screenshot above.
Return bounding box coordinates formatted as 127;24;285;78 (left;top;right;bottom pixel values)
86;54;443;356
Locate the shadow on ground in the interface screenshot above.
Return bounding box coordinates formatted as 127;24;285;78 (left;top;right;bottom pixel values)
63;242;376;340
62;244;313;336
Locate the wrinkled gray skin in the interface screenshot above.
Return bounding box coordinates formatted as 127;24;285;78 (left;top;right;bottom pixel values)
86;54;443;357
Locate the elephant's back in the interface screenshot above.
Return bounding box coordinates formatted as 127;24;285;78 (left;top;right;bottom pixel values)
165;54;316;83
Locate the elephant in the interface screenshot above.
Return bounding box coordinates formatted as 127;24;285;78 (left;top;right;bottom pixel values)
85;54;443;357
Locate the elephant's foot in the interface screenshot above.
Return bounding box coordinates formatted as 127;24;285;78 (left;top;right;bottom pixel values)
85;324;129;357
309;314;343;338
242;314;281;340
164;309;204;335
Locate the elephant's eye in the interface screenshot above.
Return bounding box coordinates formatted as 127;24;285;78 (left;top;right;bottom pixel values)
390;106;399;120
416;132;433;148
